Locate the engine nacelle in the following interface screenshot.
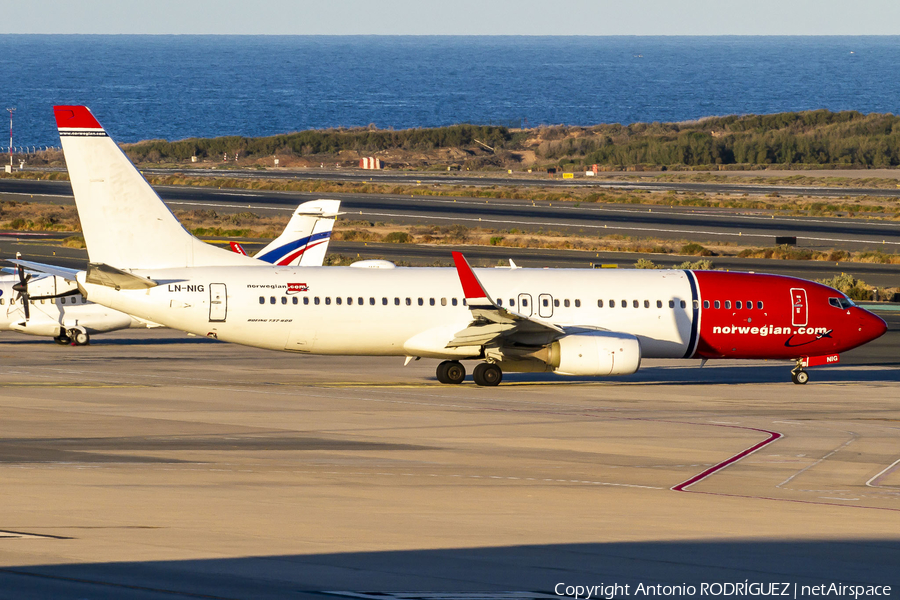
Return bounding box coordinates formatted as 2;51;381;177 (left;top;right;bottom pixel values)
550;331;642;376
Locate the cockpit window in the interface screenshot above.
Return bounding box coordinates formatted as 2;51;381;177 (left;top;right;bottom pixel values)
828;297;855;309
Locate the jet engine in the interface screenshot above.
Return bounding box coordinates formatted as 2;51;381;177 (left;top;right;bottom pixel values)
489;331;642;377
550;331;642;376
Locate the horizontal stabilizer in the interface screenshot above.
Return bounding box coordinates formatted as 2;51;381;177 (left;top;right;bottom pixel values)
85;263;158;290
7;259;82;282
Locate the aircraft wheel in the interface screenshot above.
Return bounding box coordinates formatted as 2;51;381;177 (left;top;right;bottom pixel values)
71;330;90;346
473;363;502;387
53;335;69;346
436;361;451;383
444;361;465;385
792;370;809;385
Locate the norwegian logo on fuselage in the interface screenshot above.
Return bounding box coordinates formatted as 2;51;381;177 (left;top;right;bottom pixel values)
287;283;309;294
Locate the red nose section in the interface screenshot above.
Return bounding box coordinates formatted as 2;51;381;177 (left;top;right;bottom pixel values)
863;310;889;341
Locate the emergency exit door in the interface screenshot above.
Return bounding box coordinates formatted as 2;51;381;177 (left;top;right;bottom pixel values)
209;283;227;322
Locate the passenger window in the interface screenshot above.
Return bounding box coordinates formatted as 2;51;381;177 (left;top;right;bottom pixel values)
325;297;331;305
747;300;752;309
632;300;639;308
553;299;559;307
281;297;287;305
497;298;503;306
417;298;423;306
441;298;447;306
693;300;699;309
681;300;687;309
575;299;581;308
563;299;570;308
429;298;435;306
259;296;265;304
509;299;515;306
757;301;764;309
395;298;400;306
336;297;342;305
736;301;742;309
292;297;298;305
382;297;387;305
543;298;549;307
610;300;615;308
621;299;627;307
270;296;276;304
314;297;320;305
598;299;604;308
714;300;720;309
0;298;4;305
703;300;710;309
452;298;458;306
519;298;526;307
406;298;411;306
656;300;662;308
304;297;309;305
346;297;351;305
463;299;467;306
359;297;364;305
668;300;674;308
643;300;649;308
369;297;375;305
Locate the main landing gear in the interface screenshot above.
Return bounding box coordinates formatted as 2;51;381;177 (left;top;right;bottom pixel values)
790;360;809;385
435;361;503;386
54;329;90;346
436;360;466;385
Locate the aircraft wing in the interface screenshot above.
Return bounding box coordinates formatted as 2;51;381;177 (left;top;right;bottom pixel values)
7;259;83;282
449;252;563;348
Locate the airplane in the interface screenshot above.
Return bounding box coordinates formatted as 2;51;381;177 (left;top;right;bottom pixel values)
1;198;341;345
229;199;341;266
18;105;885;385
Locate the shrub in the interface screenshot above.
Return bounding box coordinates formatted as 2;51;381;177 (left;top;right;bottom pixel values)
384;231;412;244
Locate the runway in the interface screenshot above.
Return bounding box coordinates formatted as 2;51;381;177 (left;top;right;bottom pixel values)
0;318;898;597
4;178;900;252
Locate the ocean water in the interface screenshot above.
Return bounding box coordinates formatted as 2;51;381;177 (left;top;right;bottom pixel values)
2;35;899;150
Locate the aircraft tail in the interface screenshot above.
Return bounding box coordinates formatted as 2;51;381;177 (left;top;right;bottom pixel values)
254;200;341;266
54;106;259;270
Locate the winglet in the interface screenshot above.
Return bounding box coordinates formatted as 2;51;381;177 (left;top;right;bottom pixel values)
230;241;248;256
54;105;104;130
452;251;493;307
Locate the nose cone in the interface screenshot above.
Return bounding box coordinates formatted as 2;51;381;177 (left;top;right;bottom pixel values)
860;308;888;343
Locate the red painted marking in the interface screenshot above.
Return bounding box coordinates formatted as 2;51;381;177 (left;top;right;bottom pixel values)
275;239;326;266
452;251;486;299
672;427;782;491
53;105;102;129
229;241;247;255
802;354;840;367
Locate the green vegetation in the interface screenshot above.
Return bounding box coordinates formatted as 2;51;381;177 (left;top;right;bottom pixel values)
124;124;518;162
117;110;900;169
634;258;715;270
541;111;900;168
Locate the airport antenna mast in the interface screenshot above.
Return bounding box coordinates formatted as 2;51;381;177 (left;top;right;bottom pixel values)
6;107;14;166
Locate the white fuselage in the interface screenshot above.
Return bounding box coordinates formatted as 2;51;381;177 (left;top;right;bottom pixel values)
79;266;698;358
0;275;141;338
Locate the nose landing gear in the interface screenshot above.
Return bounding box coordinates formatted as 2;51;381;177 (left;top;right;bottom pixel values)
790;359;809;385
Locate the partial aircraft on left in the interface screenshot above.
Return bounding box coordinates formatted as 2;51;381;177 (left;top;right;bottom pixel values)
1;199;342;345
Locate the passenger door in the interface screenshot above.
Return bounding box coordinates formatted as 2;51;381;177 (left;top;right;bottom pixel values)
209;283;227;322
